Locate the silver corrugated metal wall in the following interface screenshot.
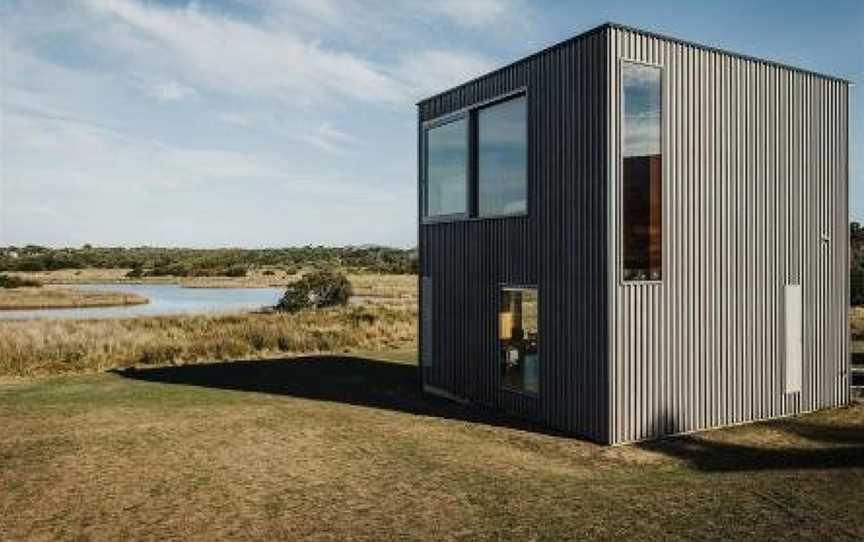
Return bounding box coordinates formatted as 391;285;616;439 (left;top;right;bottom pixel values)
607;26;850;443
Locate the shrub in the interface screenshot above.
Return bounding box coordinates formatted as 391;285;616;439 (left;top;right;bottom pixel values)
276;270;353;313
0;274;42;288
262;269;275;276
223;265;248;277
125;268;143;278
147;263;189;277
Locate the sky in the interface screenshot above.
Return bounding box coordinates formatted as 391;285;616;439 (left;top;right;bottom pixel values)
1;0;862;248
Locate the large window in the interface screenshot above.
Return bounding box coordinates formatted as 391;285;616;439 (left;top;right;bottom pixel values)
425;117;468;217
499;287;538;394
478;96;527;216
622;62;662;281
422;92;527;221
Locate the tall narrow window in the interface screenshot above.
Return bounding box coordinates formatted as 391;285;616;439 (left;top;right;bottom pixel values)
499;288;538;394
478;95;527;216
622;63;662;281
425;117;467;217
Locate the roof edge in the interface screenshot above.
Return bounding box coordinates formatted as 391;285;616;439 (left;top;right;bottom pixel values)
606;22;851;85
416;21;850;106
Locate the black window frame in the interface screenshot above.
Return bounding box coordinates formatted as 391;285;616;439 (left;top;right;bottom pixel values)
421;88;529;224
476;93;529;218
618;59;664;285
421;112;470;222
498;284;540;397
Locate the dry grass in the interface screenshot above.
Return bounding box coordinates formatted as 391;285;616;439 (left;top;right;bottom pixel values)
9;267;286;287
8;268;161;284
0;358;861;541
349;274;416;306
0;306;416;378
8;269;418;295
0;285;148;310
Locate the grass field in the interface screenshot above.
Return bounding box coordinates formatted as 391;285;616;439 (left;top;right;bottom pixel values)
0;285;148;310
0;305;416;379
0;353;861;541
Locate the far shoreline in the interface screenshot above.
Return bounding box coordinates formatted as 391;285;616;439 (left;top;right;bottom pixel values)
0;286;149;311
6;269;291;289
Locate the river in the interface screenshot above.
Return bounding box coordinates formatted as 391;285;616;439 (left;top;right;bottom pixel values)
0;283;284;320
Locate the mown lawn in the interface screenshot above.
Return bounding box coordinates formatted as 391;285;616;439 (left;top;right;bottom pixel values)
1;353;862;541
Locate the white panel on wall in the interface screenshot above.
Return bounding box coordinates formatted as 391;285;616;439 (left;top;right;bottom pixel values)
785;284;803;393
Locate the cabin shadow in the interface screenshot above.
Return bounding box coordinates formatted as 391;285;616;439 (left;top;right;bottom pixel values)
114;358;864;465
637;408;864;472
112;355;559;437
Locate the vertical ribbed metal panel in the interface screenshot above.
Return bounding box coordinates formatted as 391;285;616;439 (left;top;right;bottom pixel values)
607;27;850;443
418;30;610;442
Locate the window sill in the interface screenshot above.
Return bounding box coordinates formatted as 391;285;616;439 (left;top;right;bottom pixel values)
421;212;470;224
421;212;529;226
619;279;663;287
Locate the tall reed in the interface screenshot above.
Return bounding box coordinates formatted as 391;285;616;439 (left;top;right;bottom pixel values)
0;305;416;378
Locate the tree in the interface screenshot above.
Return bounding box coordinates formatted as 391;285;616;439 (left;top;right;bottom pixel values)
276;270;353;312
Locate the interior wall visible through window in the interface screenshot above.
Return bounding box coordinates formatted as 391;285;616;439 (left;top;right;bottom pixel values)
621;62;663;281
499;288;538;394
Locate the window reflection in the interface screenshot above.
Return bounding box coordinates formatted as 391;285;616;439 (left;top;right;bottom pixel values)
500;288;538;394
622;63;662;281
478;96;527;216
426;118;467;217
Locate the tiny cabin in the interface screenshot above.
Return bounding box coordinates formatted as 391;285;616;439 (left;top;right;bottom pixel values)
416;23;850;444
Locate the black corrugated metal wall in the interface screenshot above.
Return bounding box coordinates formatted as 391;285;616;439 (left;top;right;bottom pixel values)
418;29;610;442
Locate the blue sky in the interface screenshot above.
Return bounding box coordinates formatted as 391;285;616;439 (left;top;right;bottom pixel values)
1;0;861;248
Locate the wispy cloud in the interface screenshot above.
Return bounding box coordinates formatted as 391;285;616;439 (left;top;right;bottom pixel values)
83;0;502;105
85;0;406;104
0;0;538;247
397;49;497;98
296;123;358;154
425;0;524;28
148;81;198;102
214;112;253;127
0;105;410;246
3;107;271;192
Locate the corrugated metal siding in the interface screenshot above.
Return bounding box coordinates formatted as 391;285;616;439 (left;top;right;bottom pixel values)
607;28;849;443
418;31;610;442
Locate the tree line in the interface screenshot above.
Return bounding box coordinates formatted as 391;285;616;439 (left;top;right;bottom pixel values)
2;223;861;300
0;245;418;276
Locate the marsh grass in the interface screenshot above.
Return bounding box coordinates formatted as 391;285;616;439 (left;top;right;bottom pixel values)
0;305;416;378
0;286;148;310
0;274;42;288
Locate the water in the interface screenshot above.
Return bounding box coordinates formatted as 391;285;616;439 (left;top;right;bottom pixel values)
0;283;284;321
